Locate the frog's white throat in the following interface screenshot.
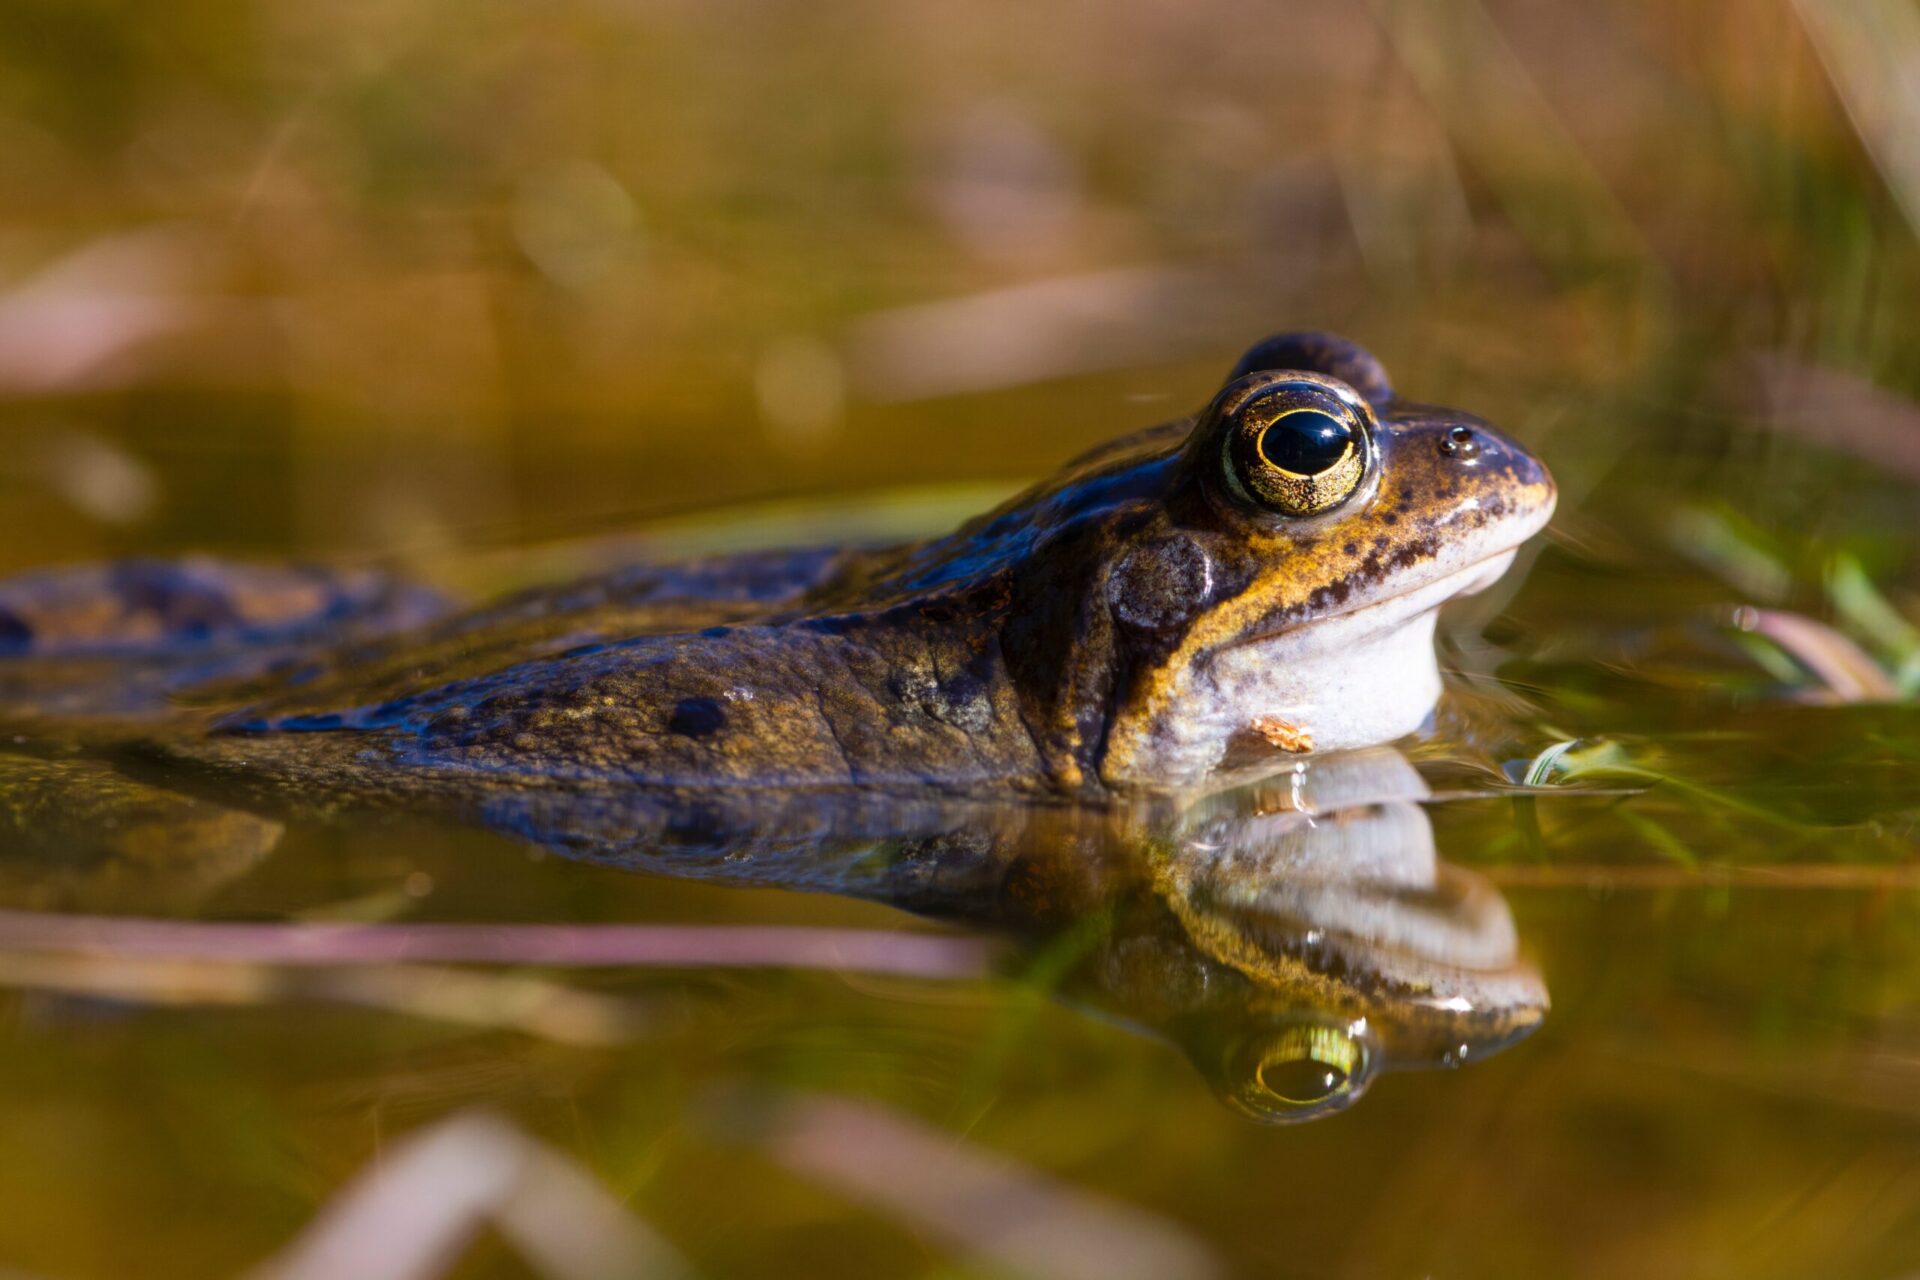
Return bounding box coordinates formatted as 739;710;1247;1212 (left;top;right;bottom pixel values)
1115;550;1518;788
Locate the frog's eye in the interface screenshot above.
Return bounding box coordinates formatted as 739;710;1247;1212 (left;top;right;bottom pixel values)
1214;1020;1374;1123
1219;379;1373;518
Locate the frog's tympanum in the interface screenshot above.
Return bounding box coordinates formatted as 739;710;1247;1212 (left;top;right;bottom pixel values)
0;333;1552;800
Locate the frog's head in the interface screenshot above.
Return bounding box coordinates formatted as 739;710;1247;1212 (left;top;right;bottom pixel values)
979;332;1555;791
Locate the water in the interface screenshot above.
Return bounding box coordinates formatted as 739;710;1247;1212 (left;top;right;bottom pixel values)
2;1;1920;1276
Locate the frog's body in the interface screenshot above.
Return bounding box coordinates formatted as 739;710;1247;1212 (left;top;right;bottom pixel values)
0;333;1553;799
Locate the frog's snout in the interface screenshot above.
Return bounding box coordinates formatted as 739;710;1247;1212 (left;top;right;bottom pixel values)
1425;417;1557;519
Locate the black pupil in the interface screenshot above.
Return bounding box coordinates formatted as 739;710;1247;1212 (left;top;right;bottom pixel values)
1260;410;1353;475
1257;1057;1347;1103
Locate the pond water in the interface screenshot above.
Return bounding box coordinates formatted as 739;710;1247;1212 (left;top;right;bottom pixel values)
1;2;1919;1277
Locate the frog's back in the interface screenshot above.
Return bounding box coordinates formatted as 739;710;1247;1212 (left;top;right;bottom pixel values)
0;542;1056;796
0;557;442;724
192;608;1043;795
0;545;862;726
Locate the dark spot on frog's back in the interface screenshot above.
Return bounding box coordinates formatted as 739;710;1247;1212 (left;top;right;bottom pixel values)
667;696;726;738
0;608;31;653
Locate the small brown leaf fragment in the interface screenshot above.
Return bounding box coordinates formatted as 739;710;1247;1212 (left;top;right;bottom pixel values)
1249;715;1313;753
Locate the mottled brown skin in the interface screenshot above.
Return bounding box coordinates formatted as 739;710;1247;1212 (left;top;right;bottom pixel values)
0;333;1552;801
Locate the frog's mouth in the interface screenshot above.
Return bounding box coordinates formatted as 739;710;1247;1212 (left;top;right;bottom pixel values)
1227;545;1520;655
1233;458;1560;652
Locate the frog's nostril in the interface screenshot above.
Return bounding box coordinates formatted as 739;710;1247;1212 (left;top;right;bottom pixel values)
1438;425;1480;460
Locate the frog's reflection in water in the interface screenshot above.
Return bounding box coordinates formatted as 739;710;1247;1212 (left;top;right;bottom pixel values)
492;746;1547;1123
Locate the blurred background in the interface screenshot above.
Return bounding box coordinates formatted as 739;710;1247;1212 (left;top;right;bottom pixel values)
1;0;1916;579
4;2;1920;1278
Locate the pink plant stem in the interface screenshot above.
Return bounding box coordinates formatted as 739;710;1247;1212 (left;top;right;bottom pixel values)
0;911;993;980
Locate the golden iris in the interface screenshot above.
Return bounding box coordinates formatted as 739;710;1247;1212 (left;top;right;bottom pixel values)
1224;392;1370;517
1214;1021;1372;1122
1252;1023;1365;1105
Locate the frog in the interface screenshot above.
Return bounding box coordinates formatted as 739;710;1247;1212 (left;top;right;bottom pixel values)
0;331;1553;800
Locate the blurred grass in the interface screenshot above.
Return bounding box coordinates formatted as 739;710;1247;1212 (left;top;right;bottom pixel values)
0;0;1914;575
